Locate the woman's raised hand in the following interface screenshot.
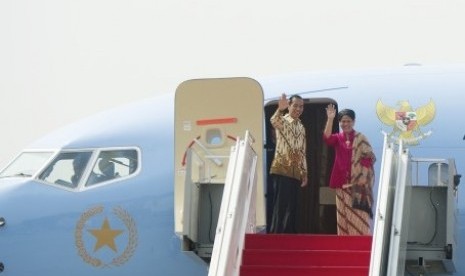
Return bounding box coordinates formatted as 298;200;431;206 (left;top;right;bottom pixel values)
326;104;336;119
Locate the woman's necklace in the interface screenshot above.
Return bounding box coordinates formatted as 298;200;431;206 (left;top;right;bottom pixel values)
345;134;351;147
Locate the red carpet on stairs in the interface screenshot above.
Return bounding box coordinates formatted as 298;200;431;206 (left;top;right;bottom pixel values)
240;234;372;276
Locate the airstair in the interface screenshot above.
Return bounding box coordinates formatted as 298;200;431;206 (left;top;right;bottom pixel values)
370;137;459;275
207;134;459;276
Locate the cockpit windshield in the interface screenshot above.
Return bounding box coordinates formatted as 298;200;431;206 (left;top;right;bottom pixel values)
36;148;139;190
0;151;54;178
38;151;93;188
0;148;139;190
86;149;138;187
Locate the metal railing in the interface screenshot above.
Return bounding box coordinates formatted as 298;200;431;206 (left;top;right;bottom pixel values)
208;131;258;276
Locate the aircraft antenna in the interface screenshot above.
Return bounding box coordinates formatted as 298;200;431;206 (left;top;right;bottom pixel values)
265;86;348;101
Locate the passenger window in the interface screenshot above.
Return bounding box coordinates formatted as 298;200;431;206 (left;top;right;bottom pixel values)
86;149;138;186
205;128;223;147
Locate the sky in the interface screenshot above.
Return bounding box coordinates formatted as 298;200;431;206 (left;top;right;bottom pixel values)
1;0;465;167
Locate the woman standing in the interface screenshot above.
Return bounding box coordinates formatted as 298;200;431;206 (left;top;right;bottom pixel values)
323;104;376;235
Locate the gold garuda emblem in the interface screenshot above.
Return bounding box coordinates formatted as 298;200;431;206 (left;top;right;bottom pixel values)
376;99;436;145
75;206;138;267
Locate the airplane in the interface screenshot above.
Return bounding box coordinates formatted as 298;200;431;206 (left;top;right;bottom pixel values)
0;64;463;276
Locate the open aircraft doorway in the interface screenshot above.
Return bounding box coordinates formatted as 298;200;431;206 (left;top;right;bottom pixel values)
264;97;338;234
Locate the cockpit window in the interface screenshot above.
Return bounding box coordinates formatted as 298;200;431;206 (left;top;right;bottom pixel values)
31;148;139;190
86;149;138;186
38;152;92;188
0;151;54;178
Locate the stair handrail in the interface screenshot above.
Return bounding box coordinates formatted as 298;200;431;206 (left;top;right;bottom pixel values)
208;131;258;276
369;133;397;276
386;139;412;275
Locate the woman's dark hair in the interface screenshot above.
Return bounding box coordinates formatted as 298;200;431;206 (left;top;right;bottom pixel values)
338;109;355;121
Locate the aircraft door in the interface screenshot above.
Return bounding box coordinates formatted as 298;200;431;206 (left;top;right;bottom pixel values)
174;78;264;261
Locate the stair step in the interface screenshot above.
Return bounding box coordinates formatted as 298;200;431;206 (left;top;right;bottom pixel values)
240;265;369;276
240;234;372;276
244;234;372;251
241;249;370;266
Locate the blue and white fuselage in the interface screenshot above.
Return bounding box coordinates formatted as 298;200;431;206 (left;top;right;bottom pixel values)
0;64;464;275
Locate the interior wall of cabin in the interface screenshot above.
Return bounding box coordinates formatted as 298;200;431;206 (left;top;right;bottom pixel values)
264;98;339;234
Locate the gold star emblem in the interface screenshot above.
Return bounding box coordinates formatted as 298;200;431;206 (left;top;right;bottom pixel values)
88;218;123;252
